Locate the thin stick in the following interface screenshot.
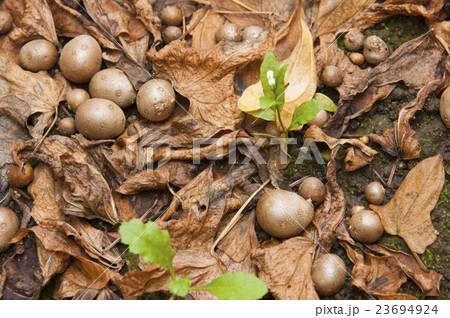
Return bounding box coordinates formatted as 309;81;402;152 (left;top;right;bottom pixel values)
289;176;309;188
387;158;398;188
180;7;208;40
210;179;270;254
0;190;10;205
213;10;276;16
230;0;256;12
33;107;58;155
342;134;366;138
372;169;388;187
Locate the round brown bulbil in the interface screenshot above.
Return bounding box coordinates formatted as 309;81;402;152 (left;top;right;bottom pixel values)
160;6;183;26
242;25;264;42
0;10;13;35
308;109;330;127
75;98;125;140
344;30;365;52
163;26;182;43
0;207;20;253
440;85;450;129
364;181;385;205
59;35;102;83
364;35;389;65
349;52;365;66
58;117;77;136
19;39;58;72
321;66;343;88
311;254;347;296
256;189;314;238
9;163;33;188
89;68;136;109
137;79;176;122
215;23;242;43
348;207;384;244
66;88;90;112
298;177;326;206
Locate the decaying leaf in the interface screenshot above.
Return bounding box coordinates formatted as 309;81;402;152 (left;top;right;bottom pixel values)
238;17;317;130
370;79;447;160
370;154;445;254
304;126;378;171
341;241;414;300
12;136;119;224
251;237;319;300
148;33;277;132
368;245;442;297
0;231;70;300
4;0;58;46
0;56;68;138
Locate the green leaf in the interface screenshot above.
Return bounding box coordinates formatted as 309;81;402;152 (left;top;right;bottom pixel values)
260;51;280;99
168;276;191;297
259;96;282;110
288;99;324;130
274;64;289;107
248;107;276;122
119;219;175;278
314;93;336;112
192;272;268;300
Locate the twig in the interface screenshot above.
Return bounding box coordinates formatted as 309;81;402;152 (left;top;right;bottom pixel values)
210;179;270;254
33;107;58;155
387;158;399;188
179;7;209;40
61;104;72;118
213;10;276;15
0;190;10;205
230;0;256;12
342;134;366;138
289;176;309;188
372;169;388;187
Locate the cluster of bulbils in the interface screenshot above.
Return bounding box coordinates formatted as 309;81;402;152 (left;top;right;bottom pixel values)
255;178;386;296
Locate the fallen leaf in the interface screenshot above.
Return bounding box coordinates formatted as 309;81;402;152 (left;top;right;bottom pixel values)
12;136;119;224
370;154;445;254
5;0;58;46
341;241;414;300
370;79;447;160
238;17;317;130
148;33;277;131
131;0;162;46
190;8;225;50
368;245;442;297
0;231;70;300
251;237;319;300
0;56;68;138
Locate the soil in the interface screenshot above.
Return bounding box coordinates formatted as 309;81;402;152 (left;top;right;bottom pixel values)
0;14;448;301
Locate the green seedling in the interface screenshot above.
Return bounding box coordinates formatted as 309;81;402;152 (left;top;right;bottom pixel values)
119;219;268;300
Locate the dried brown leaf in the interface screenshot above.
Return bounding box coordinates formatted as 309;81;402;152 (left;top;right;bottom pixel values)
342;241;414;300
251;237;319;300
5;0;58;45
370;154;445;254
190;8;225;50
0;56;68;138
368;245;442;297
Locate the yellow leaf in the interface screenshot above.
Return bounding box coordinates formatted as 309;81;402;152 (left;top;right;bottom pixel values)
238;18;317;130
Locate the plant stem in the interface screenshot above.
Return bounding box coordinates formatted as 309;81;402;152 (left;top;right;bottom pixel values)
276;105;288;137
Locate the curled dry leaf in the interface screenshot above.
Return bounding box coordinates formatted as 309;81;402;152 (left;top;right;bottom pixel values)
370;79;447;160
370;154;445;254
0;231;71;300
0;56;68;138
12;136;119;224
114;161;196;195
29;164;122;268
251;237;319;300
238;17;317;130
341;241;415;300
190;8;225;50
4;0;58;45
368;245;442;297
148;34;277;132
130;0;162;46
304;126;378;171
